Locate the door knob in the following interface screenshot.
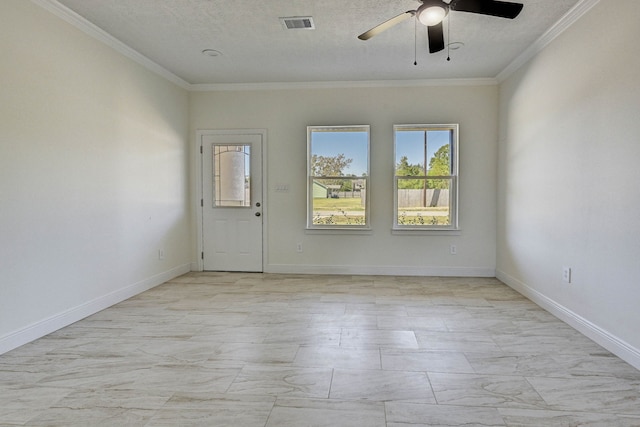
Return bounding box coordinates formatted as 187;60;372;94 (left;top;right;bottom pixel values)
255;212;261;217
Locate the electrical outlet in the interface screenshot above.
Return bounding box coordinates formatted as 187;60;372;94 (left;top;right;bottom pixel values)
296;243;303;253
450;245;457;255
562;266;572;283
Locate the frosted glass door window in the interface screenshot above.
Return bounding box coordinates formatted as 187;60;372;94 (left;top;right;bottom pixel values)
213;144;251;207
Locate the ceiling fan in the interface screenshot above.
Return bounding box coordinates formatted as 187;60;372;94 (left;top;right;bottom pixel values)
358;0;524;54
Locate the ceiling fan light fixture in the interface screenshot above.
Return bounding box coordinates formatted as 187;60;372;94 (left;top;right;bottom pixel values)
417;3;448;26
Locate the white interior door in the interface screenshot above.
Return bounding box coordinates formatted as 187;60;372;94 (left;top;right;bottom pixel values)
201;132;263;272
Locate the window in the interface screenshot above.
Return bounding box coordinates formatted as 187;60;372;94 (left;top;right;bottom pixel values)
213;144;251;207
394;124;458;230
307;126;370;229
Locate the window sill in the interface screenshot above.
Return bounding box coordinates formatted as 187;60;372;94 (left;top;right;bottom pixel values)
305;227;373;235
391;228;461;236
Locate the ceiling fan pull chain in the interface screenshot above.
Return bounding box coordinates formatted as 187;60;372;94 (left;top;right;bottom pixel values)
447;12;451;62
414;17;418;66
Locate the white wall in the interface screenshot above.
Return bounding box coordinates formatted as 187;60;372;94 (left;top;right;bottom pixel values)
191;84;498;276
497;0;640;368
0;0;191;353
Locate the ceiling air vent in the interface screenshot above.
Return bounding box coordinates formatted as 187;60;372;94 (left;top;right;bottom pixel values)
280;16;315;30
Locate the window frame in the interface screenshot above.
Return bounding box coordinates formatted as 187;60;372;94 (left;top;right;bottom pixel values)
393;124;459;232
307;125;371;231
212;143;252;208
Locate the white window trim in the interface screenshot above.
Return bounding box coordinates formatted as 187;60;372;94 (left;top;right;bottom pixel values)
392;124;460;232
307;125;371;230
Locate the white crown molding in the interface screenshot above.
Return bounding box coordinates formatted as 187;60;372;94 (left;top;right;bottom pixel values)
190;78;498;92
496;0;600;82
31;0;191;90
30;0;497;93
33;0;594;92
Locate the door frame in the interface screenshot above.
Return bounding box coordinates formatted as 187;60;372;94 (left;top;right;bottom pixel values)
195;129;268;272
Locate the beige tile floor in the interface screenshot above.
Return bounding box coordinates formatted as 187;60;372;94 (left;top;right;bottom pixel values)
1;272;640;426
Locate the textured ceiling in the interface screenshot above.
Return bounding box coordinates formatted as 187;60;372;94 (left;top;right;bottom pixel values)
54;0;581;85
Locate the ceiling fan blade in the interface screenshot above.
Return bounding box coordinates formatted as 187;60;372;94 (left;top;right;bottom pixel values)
450;0;523;19
427;22;445;53
358;11;415;40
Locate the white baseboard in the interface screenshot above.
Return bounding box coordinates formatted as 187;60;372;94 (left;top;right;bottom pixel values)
266;263;495;277
496;269;640;371
0;263;191;355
